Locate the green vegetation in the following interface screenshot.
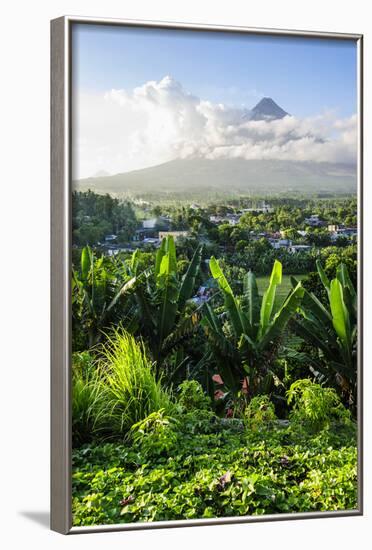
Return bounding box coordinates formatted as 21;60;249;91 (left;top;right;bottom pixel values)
94;331;173;438
290;261;357;411
72;383;356;525
72;332;173;445
129;238;203;372
287;379;352;432
256;274;305;307
203;258;304;394
71;190;358;525
243;395;277;430
73;190;137;246
72;246;134;349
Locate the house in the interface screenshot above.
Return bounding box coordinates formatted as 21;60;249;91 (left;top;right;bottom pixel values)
135;216;171;240
142;217;170;230
104;234;117;242
270;238;292;250
225;213;241;226
209;213;241;226
209;215;225;224
158;230;190;241
338;227;357;238
191;279;217;306
249;231;269;241
107;246;135;256
304;214;323;227
242;202;274;213
327;224;343;232
191;286;212;306
329;226;357;242
289;244;312;254
142;237;161;247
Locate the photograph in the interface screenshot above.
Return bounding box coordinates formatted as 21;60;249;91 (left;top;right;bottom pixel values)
69;21;360;528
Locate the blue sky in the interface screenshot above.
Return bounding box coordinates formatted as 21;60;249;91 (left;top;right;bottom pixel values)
72;23;357;118
72;23;358;178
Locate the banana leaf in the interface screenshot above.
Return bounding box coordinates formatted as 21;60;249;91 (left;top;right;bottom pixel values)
291;317;336;357
155;237;167;277
157;252;179;345
259;259;282;336
330;278;351;364
337;263;357;319
179;244;203;308
244;271;260;339
161;308;202;356
316;259;331;292
258;283;304;351
209;256;245;337
81;246;91;281
291;275;332;326
130;248;139;275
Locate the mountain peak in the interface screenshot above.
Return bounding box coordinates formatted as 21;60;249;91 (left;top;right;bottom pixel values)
250;97;289;121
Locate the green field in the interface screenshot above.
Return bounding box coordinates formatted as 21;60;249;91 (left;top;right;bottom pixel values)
256;274;307;308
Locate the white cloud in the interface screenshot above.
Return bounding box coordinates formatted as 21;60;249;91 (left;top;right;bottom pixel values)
72;76;357;179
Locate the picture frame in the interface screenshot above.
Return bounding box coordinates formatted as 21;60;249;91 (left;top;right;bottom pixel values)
51;15;363;534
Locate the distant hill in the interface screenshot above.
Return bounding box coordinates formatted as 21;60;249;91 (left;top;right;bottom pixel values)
92;169;111;178
73;158;356;200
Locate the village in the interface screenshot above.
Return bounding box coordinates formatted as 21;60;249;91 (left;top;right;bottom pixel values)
100;204;357;256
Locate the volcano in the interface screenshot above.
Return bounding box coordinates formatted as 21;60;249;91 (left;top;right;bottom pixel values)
250;97;289;121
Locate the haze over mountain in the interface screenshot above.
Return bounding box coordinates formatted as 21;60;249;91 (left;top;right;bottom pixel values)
74;157;356;199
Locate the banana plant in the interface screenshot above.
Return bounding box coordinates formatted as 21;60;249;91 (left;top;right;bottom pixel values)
131;236;203;372
72;238;203;364
202;258;304;395
72;246;138;349
289;260;357;410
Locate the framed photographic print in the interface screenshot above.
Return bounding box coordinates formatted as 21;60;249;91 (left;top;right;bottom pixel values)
51;16;363;534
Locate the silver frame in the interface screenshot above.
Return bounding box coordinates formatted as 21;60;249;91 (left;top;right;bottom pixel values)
51;15;363;535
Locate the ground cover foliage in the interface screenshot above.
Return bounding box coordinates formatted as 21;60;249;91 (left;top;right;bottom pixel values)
72;383;357;525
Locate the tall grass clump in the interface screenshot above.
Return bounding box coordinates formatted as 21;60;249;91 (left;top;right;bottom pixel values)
96;330;173;438
72;352;101;447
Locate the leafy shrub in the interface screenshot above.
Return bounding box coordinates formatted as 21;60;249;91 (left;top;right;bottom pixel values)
244;395;277;431
177;380;212;411
130;409;179;456
174;381;225;435
287;379;351;432
94;330;173;438
182;409;223;435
